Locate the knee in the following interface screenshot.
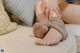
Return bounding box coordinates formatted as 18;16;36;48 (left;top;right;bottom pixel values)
36;1;42;5
35;1;42;8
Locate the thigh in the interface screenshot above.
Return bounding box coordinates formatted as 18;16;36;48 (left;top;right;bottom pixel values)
35;1;43;17
59;1;80;24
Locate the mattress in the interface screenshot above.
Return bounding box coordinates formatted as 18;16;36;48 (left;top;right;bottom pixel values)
0;25;77;53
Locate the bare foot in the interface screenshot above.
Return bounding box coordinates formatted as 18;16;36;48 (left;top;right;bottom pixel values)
33;23;49;39
36;28;62;46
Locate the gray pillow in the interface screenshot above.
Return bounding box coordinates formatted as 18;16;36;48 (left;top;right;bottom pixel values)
3;0;39;26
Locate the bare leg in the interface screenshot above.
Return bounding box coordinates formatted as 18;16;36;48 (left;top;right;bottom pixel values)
35;1;44;18
34;1;66;46
33;1;49;38
35;1;63;46
35;11;66;46
36;28;62;46
33;23;49;39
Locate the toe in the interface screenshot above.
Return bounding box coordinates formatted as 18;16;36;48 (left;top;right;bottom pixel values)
35;39;46;46
46;42;51;46
42;41;48;46
35;39;42;45
36;39;50;46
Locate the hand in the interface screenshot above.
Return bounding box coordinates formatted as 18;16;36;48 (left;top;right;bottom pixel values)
41;0;62;18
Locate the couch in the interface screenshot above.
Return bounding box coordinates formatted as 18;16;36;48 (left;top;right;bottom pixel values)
0;25;78;53
0;0;80;53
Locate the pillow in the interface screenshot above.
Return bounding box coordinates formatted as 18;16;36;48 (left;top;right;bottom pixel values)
0;0;17;35
3;0;39;26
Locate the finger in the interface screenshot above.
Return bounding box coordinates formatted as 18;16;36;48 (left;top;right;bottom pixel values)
43;6;46;14
57;6;62;17
49;9;53;19
54;8;60;17
53;10;58;17
41;3;46;12
44;7;49;17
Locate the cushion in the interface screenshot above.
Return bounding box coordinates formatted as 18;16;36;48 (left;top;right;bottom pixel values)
3;0;39;26
0;0;17;35
0;26;77;53
66;24;80;52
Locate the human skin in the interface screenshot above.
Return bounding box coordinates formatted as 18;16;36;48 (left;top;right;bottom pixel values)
33;1;64;46
41;0;61;18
